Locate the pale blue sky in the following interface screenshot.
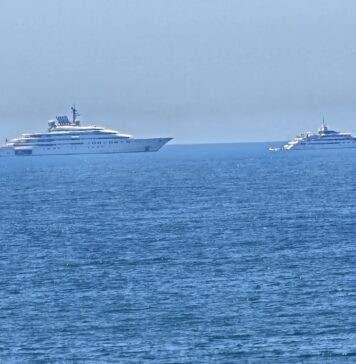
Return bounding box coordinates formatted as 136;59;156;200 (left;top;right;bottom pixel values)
1;0;356;143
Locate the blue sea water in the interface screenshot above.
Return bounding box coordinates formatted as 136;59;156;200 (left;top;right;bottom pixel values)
0;143;356;363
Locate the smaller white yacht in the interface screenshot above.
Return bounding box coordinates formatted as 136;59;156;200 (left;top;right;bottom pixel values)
270;120;356;151
0;107;172;157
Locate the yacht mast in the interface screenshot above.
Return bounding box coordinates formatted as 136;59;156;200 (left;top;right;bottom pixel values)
71;105;80;126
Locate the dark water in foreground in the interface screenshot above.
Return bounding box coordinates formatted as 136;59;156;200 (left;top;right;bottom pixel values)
0;143;356;363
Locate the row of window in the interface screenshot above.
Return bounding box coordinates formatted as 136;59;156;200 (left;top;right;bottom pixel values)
42;145;123;151
28;131;116;138
21;136;127;143
91;140;130;145
14;142;84;147
301;141;354;144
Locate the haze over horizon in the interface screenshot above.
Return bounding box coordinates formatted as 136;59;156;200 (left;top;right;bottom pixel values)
1;0;356;144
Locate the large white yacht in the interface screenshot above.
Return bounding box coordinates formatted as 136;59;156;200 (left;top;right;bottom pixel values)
271;121;356;151
0;107;172;157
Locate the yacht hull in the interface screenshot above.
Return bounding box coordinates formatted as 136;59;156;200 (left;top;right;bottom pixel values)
285;142;356;150
0;138;172;157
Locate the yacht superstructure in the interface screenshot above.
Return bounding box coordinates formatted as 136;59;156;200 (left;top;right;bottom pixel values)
0;107;172;157
271;121;356;151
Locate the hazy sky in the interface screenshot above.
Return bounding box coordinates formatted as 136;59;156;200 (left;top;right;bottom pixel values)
1;0;356;143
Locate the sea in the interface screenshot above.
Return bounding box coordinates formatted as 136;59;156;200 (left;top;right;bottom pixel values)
0;143;355;363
